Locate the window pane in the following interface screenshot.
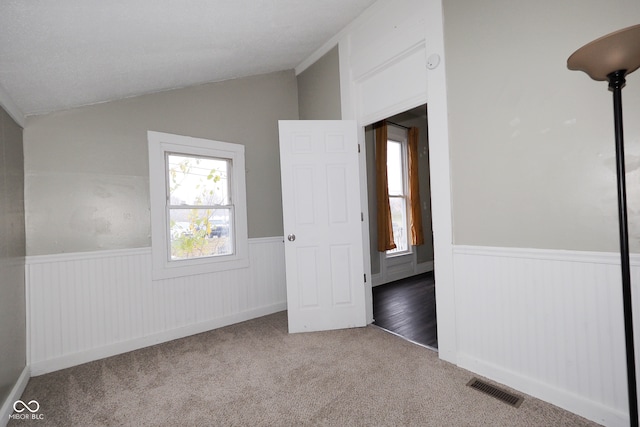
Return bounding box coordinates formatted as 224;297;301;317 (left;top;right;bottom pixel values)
388;196;408;254
169;208;232;260
387;140;403;195
168;154;229;206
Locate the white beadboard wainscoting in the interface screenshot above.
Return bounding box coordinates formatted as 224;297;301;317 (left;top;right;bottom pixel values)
453;245;640;427
24;237;638;425
26;237;286;376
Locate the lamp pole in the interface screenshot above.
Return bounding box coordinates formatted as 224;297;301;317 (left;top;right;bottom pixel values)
608;69;639;427
568;25;640;426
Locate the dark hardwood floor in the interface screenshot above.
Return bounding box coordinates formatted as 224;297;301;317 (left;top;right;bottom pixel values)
372;272;437;349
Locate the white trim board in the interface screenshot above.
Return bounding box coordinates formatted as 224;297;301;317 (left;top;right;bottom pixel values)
456;352;626;427
453;244;639;265
25;247;151;265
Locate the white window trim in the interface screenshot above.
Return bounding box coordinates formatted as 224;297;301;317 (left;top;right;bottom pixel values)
148;131;249;280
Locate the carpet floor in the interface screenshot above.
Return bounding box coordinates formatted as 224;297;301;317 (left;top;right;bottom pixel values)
10;311;600;426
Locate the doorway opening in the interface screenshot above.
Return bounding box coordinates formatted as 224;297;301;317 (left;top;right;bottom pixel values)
364;104;437;349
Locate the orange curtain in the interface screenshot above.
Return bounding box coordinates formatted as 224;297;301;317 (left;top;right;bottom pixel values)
408;127;424;246
375;121;396;252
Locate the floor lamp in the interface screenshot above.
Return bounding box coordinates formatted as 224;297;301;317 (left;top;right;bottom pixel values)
568;24;640;427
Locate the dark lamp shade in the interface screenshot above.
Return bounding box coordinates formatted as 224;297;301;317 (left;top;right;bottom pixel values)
567;24;640;81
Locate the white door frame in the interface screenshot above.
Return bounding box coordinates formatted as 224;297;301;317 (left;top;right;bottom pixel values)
423;0;456;364
338;0;457;363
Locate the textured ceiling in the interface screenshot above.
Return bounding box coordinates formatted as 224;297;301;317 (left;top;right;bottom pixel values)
0;0;377;116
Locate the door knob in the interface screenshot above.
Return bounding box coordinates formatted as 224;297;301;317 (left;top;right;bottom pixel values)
287;234;296;242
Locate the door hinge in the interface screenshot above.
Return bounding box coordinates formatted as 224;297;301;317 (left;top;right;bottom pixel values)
364;273;367;283
361;212;364;222
358;143;361;153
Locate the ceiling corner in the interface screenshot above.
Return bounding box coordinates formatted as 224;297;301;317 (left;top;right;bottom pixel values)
0;84;26;128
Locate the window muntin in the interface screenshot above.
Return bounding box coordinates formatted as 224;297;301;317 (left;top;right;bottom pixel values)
148;131;249;279
386;127;411;256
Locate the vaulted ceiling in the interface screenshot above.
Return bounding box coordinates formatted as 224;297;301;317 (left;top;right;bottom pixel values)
0;0;377;117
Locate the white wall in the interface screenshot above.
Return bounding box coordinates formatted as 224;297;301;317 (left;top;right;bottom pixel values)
338;0;427;126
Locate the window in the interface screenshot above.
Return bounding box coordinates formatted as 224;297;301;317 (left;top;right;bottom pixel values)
386;125;411;256
167;154;232;259
148;131;249;279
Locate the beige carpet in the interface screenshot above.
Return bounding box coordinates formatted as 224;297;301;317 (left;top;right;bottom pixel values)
10;311;599;426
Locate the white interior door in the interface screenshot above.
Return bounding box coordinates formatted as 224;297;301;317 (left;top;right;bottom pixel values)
278;120;366;333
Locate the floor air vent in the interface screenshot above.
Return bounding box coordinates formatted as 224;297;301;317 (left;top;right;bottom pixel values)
466;378;524;408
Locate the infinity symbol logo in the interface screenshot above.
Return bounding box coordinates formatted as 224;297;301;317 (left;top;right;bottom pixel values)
13;400;40;413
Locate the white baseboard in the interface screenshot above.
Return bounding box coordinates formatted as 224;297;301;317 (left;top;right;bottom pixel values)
372;260;434;287
0;366;30;427
457;353;626;427
30;303;286;376
372;273;382;287
416;260;434;274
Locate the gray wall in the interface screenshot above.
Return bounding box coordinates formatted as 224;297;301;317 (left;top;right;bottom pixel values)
365;126;380;274
297;46;342;120
444;0;640;252
0;105;26;404
24;71;298;256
